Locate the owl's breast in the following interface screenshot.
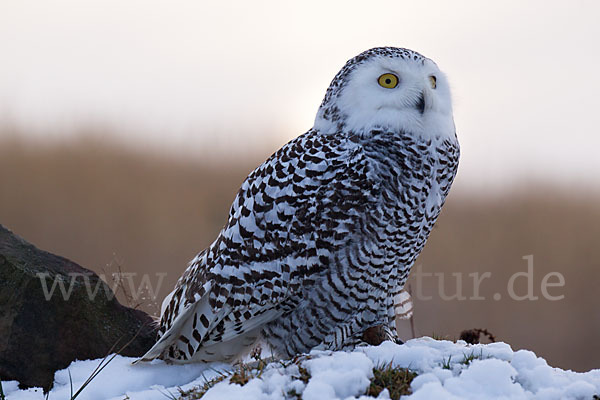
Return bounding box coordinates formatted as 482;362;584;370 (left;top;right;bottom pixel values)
361;131;459;267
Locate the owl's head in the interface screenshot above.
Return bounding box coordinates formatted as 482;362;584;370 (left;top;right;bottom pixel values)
314;47;454;139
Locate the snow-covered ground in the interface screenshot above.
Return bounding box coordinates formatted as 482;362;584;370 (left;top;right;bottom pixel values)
4;338;599;400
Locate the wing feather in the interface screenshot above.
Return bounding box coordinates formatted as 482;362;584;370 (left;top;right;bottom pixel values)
137;130;371;362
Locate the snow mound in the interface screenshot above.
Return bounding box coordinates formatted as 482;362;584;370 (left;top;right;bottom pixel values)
4;338;599;400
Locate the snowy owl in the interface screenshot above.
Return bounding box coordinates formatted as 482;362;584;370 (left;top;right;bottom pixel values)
137;47;459;364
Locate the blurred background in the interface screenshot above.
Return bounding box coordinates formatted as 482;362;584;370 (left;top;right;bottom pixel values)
1;0;598;372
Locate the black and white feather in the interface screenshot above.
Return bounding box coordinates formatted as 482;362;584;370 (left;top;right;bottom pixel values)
137;47;459;364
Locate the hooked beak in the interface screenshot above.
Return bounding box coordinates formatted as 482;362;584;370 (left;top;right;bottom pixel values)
416;92;425;114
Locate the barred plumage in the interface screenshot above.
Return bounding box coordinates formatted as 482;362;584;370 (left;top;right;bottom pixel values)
137;47;459;364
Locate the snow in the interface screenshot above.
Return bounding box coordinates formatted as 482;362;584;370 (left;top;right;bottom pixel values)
302;352;373;400
3;338;599;400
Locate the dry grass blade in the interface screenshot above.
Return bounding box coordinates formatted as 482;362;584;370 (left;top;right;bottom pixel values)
68;369;73;399
154;386;178;400
68;323;149;399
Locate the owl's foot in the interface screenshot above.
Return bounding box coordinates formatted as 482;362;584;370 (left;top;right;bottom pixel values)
361;324;404;346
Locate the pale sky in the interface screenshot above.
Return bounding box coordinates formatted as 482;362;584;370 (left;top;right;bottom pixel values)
1;0;599;191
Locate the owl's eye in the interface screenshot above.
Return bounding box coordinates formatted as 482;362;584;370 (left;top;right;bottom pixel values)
378;73;399;89
429;75;437;89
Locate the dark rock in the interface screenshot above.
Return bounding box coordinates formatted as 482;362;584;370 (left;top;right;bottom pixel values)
0;224;158;391
459;328;496;345
459;329;481;344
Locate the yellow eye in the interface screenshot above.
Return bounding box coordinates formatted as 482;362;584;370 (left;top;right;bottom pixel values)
429;75;437;89
378;73;399;89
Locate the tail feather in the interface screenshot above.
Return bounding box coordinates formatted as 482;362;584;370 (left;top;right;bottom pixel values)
133;299;201;364
133;283;218;364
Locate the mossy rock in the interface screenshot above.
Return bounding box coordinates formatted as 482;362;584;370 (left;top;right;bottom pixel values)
0;224;158;391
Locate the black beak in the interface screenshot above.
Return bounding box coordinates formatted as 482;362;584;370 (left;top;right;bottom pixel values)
416;93;425;114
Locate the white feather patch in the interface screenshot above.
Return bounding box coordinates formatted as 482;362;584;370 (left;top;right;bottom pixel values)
394;289;413;320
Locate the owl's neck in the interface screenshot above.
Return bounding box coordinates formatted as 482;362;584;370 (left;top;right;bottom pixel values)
313;102;455;141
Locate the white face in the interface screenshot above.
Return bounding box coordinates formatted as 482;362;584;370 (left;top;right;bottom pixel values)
314;54;455;140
